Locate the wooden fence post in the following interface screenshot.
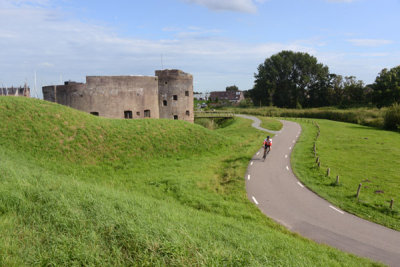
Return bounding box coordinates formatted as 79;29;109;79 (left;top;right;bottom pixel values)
316;157;319;163
390;199;394;210
327;168;330;176
318;162;321;168
336;175;339;185
356;183;362;199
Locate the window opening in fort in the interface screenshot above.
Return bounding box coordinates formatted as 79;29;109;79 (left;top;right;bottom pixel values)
137;112;140;116
90;112;99;116
185;91;189;96
174;115;178;120
186;110;190;116
165;81;168;85
163;100;167;106
124;111;133;119
144;110;151;118
173;95;178;100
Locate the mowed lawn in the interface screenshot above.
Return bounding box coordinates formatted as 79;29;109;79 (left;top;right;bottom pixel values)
291;118;400;230
257;116;283;132
0;97;380;266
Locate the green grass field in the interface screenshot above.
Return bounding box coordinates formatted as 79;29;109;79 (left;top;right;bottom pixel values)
257;116;283;131
0;97;379;266
291;118;400;231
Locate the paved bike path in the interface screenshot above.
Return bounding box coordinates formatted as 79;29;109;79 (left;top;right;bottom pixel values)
237;114;400;266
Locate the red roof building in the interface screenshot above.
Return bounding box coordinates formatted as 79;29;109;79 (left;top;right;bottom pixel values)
209;91;244;103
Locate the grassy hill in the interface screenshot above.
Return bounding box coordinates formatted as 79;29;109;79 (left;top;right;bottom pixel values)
0;97;379;266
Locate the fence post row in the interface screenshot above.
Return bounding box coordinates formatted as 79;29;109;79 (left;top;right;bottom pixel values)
309;121;395;211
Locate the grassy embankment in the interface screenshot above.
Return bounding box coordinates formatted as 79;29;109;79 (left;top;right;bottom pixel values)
0;97;379;266
291;118;400;231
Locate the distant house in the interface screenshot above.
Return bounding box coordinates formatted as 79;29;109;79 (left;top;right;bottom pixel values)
194;92;209;101
209;91;245;103
0;84;30;97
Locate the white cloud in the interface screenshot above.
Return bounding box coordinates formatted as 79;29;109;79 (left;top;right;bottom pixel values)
347;39;393;47
0;0;50;8
182;0;261;13
326;0;357;2
38;62;55;67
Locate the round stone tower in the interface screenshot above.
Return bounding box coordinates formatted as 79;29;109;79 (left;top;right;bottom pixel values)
156;69;194;123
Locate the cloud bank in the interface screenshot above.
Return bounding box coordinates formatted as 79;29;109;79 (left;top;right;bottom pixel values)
0;0;397;96
0;1;313;95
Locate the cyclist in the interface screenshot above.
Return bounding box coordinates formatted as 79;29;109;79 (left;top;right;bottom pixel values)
263;136;272;159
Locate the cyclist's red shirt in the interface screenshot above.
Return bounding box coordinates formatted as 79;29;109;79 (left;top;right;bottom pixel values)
263;139;272;146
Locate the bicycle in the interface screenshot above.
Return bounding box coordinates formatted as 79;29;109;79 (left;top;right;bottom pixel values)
262;146;270;161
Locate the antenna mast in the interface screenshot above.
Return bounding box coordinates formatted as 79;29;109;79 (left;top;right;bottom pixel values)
34;71;38;98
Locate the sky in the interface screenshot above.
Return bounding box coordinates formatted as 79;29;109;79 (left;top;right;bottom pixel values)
0;0;399;98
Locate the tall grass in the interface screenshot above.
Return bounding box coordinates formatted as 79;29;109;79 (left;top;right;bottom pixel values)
0;97;379;266
384;103;400;130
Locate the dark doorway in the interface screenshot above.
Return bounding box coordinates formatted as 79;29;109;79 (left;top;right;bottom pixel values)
90;112;99;116
185;91;189;96
124;110;133;119
174;115;178;120
186;110;190;116
163;100;167;106
173;95;178;100
144;110;151;118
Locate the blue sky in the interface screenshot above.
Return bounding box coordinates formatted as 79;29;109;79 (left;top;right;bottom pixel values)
0;0;399;97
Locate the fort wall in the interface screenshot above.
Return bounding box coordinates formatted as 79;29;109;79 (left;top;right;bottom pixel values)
156;69;194;123
43;76;159;119
42;69;193;122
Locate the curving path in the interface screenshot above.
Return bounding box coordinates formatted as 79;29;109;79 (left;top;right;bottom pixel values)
237;114;400;267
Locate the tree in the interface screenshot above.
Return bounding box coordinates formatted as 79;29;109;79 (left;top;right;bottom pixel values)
226;85;239;92
341;76;366;106
372;66;400;107
328;74;345;106
250;51;330;108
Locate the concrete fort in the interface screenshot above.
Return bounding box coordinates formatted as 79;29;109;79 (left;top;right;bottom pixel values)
42;69;194;123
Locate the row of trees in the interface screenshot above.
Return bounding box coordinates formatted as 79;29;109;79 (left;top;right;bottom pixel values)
248;51;400;108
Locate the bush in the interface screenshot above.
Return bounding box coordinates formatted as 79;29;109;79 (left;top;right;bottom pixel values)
238;98;254;108
384;103;400;130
